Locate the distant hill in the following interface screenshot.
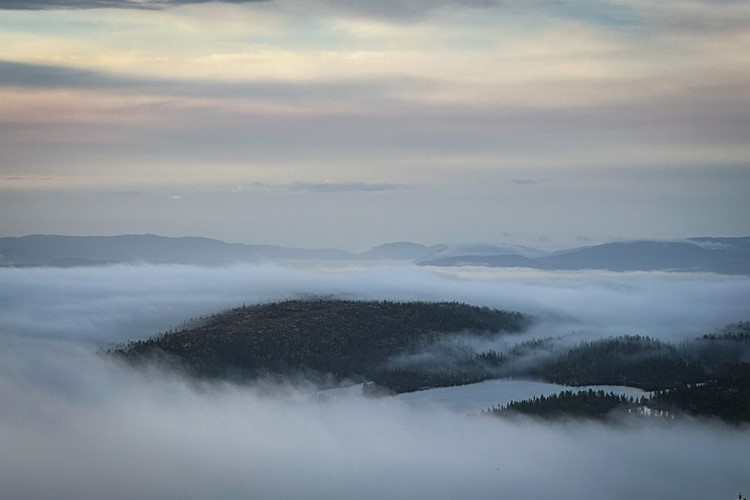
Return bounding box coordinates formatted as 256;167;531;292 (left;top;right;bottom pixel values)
112;299;530;384
418;237;750;275
489;364;750;424
416;254;537;268
537;239;750;273
359;242;446;260
1;234;748;274
415;242;549;262
0;234;356;266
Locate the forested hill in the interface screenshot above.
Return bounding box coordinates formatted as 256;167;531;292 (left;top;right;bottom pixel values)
112;300;529;382
489;364;750;424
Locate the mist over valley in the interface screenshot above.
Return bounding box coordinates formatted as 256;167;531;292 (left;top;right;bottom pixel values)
1;255;749;499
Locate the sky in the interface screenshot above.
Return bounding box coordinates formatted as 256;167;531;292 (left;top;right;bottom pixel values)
1;0;749;250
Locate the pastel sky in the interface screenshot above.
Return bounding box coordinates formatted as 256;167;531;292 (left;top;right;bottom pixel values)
1;0;748;250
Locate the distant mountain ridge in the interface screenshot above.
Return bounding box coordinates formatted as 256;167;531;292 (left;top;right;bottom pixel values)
359;241;446;260
418;238;750;275
0;234;748;274
415;242;549;261
0;234;356;266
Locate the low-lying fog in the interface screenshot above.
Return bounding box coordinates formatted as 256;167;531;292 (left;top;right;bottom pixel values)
1;263;748;499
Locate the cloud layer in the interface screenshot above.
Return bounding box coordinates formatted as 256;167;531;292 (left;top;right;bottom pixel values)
0;0;268;9
1;0;748;248
0;263;749;499
2;355;748;500
2;263;749;344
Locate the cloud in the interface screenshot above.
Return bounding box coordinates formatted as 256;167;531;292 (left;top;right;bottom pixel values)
1;263;748;346
0;0;639;27
0;60;420;104
244;181;407;194
2;352;748;500
305;0;750;34
0;60;122;89
1;340;748;500
1;264;749;498
510;178;542;185
95;190;144;196
285;181;407;193
0;0;489;13
0;0;268;10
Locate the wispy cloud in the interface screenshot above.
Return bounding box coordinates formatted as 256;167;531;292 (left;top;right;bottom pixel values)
245;181;407;194
0;0;268;10
0;0;642;28
285;181;406;193
94;190;144;197
0;60;421;104
0;0;504;13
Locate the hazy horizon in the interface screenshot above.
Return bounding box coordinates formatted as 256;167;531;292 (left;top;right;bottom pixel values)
1;231;749;254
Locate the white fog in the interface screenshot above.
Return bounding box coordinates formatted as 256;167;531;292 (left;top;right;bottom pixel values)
0;263;748;499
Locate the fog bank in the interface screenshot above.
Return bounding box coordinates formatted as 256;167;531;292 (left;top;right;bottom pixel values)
1;263;748;499
0;342;747;500
1;263;748;345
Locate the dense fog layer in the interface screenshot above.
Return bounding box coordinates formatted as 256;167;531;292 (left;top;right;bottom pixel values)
1;263;748;499
2;263;749;344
